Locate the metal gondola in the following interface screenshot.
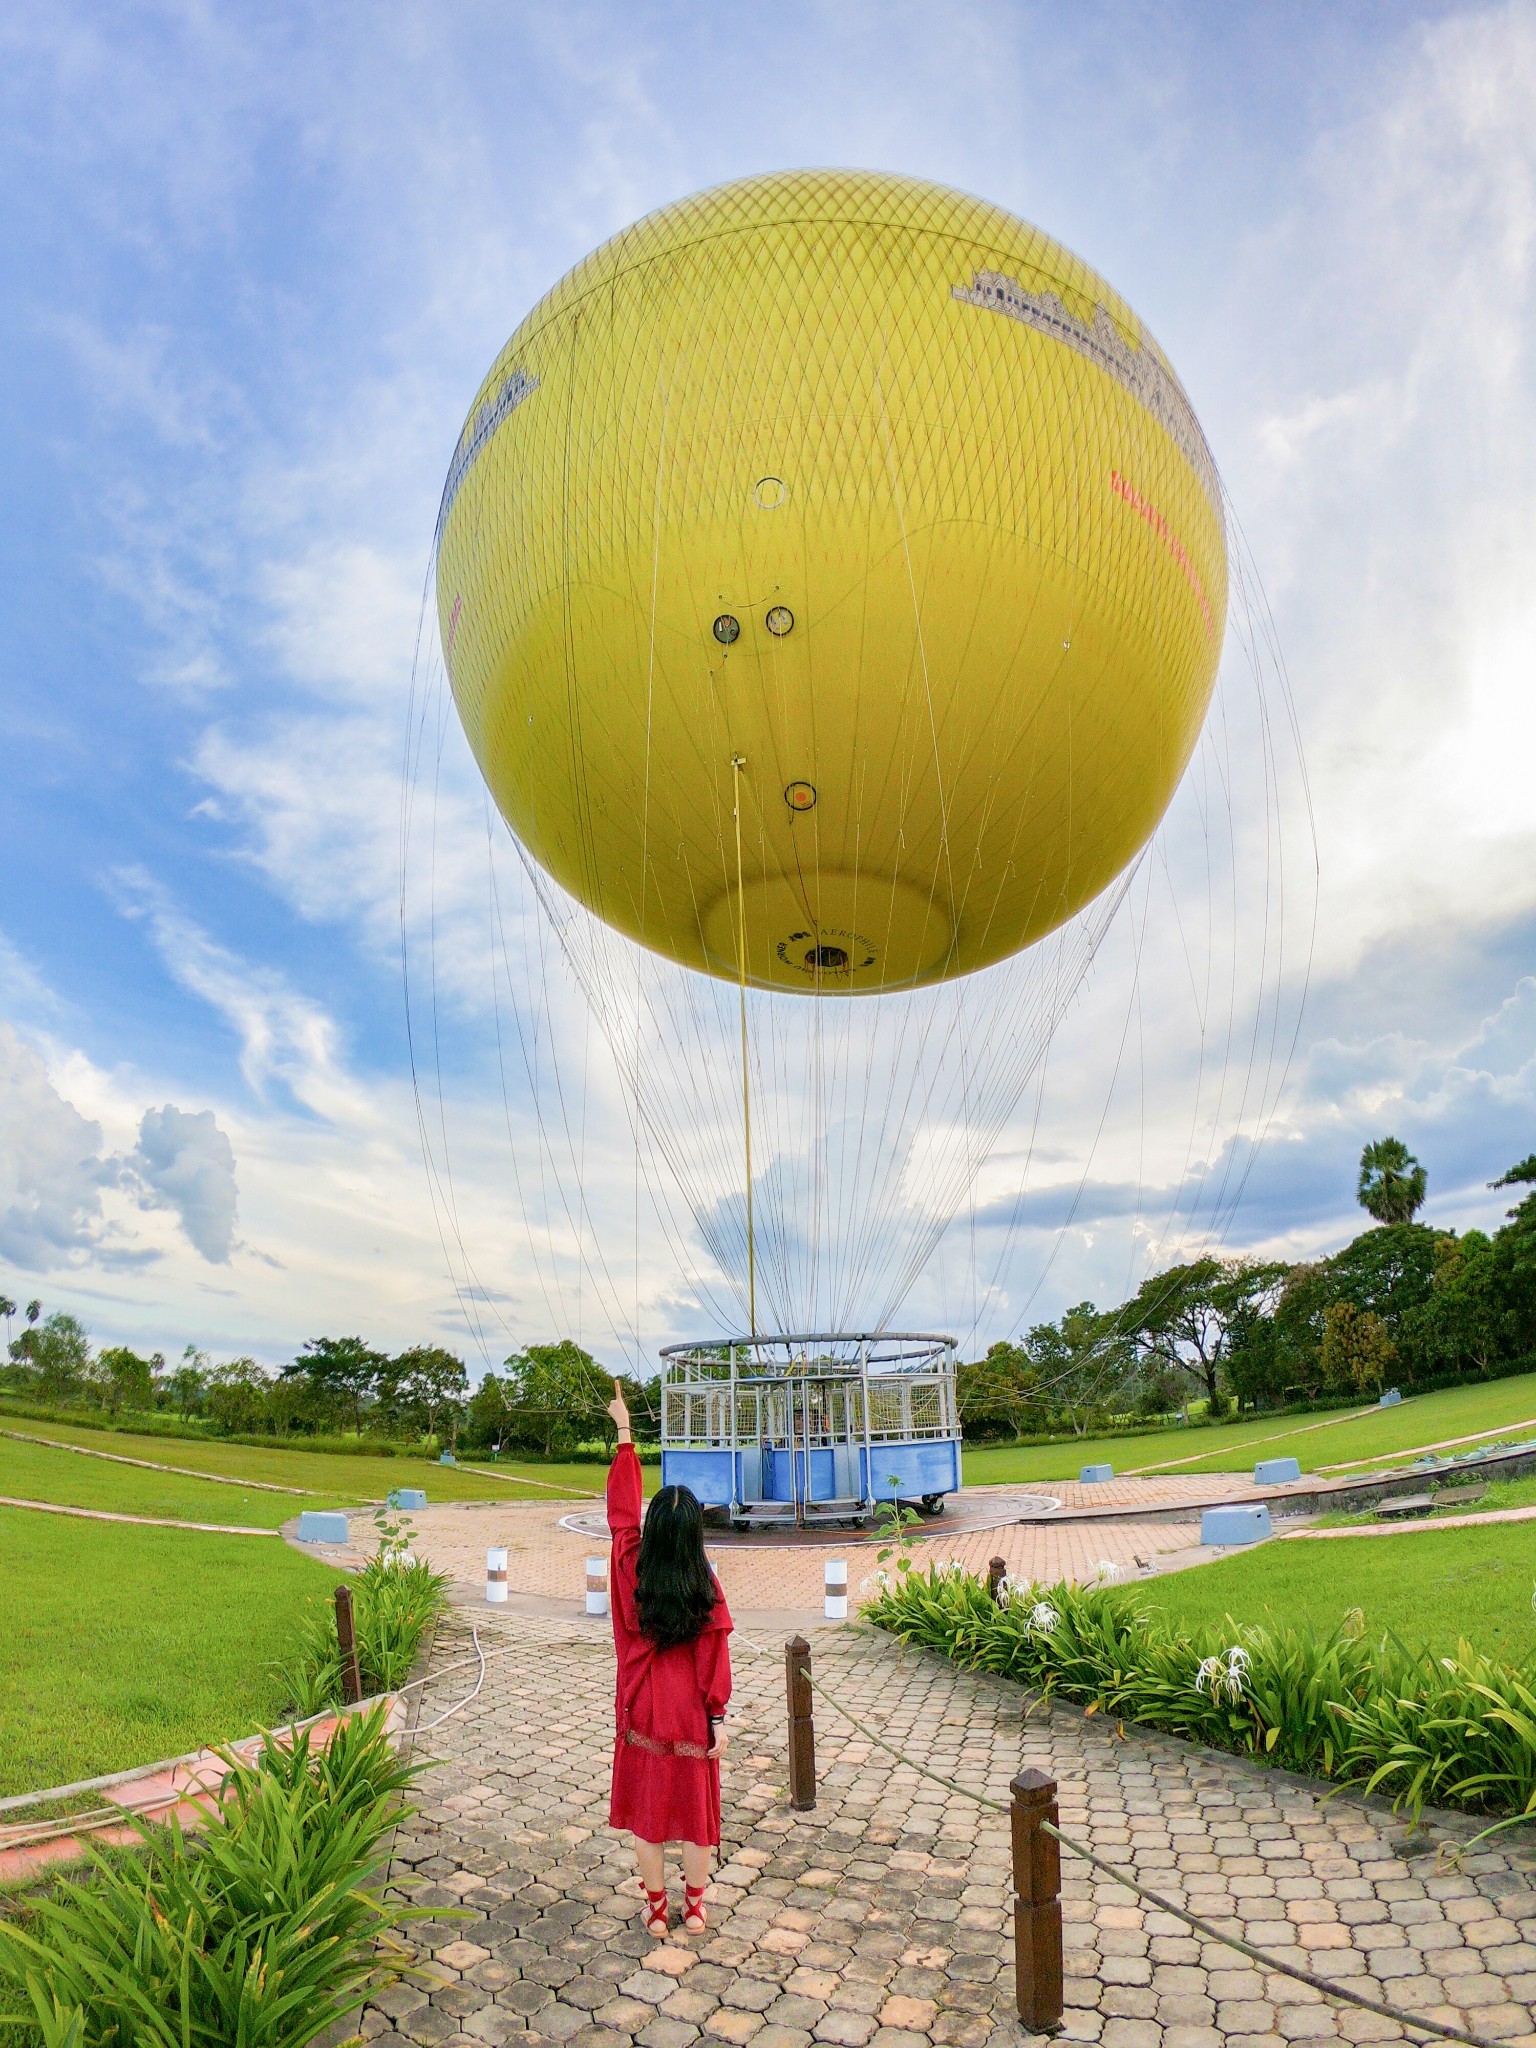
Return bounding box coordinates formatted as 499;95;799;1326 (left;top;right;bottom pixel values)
659;1332;960;1527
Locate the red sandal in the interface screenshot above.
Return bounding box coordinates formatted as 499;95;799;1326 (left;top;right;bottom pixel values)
642;1885;670;1940
682;1882;707;1935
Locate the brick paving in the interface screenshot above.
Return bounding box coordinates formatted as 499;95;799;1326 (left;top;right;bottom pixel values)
362;1611;1536;2048
390;1498;1220;1612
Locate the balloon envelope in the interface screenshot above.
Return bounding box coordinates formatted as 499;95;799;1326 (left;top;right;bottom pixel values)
436;170;1226;993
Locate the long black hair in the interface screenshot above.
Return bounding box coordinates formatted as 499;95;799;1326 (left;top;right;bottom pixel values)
635;1484;716;1649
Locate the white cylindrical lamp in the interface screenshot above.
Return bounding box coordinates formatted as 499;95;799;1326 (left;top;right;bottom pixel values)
586;1556;610;1617
824;1558;848;1621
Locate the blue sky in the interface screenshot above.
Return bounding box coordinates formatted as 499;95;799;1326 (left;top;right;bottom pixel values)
2;1;1534;1374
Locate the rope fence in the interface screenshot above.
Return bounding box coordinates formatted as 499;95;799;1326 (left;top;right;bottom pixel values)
778;1632;1511;2048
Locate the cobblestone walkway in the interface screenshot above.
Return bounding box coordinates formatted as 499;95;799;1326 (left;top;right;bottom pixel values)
364;1613;1536;2048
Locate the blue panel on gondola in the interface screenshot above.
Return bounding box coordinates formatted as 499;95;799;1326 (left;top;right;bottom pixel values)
863;1440;961;1499
660;1448;737;1506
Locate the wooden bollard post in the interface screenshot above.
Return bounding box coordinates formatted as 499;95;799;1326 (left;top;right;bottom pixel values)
785;1635;816;1810
1010;1767;1064;2034
988;1556;1008;1605
334;1583;363;1706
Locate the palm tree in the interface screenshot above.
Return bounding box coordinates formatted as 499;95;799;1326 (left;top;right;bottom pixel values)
26;1299;41;1324
1490;1155;1536;1217
1357;1137;1427;1226
0;1295;13;1350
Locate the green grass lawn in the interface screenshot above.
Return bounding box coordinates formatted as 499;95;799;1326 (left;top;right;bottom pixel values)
0;1507;341;1796
960;1371;1536;1484
0;1421;605;1513
1122;1520;1536;1664
0;1435;320;1528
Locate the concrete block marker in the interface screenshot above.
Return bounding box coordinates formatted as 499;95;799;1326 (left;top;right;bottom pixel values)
1379;1386;1402;1405
585;1557;609;1617
1078;1462;1113;1483
1201;1503;1271;1545
486;1547;508;1602
1253;1455;1301;1485
823;1557;848;1619
439;1451;457;1465
387;1487;427;1510
296;1510;349;1544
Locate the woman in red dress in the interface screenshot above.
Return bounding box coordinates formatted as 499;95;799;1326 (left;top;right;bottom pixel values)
605;1382;733;1939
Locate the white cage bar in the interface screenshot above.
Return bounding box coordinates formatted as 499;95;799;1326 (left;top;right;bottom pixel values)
658;1332;961;1528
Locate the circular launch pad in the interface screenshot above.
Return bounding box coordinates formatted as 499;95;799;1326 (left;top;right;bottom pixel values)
557;1486;1062;1547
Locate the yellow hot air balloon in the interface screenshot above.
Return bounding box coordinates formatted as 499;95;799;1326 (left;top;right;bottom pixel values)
436;169;1225;994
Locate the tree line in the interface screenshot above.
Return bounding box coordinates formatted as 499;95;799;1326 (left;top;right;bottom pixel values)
958;1140;1536;1440
0;1311;657;1455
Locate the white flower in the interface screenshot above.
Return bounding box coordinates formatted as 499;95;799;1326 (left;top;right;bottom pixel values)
1028;1602;1061;1636
1095;1559;1124;1582
859;1569;891;1595
933;1559;964;1580
1194;1646;1249;1704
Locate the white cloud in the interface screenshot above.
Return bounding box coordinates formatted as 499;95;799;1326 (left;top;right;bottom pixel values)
126;1103;238;1262
193;712;408;934
49;314;235;451
1232;2;1536;968
1442;595;1536;842
0;1021;245;1273
259;543;425;707
0;1024;114;1268
112;869;377;1128
0;933;66;1028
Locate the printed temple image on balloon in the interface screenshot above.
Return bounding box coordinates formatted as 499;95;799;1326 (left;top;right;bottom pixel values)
402;169;1313;1521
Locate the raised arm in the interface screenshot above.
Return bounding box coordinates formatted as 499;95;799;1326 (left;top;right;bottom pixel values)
606;1380;643;1631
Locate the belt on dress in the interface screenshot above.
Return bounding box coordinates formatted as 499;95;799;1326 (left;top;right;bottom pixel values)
623;1728;710;1759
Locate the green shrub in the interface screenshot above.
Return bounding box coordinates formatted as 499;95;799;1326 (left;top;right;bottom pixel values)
280;1525;449;1719
865;1564;1536;1824
0;1706;426;2048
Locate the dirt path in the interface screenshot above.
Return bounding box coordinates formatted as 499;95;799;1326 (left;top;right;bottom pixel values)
0;1494;275;1536
0;1426;312;1494
1285;1503;1536;1540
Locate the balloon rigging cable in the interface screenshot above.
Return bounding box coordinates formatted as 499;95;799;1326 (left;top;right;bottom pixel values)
400;481;1313;1387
